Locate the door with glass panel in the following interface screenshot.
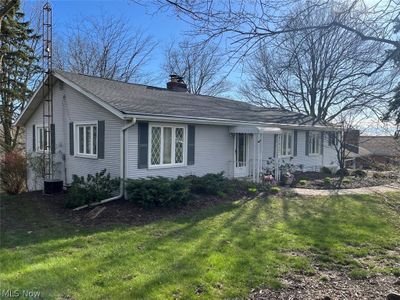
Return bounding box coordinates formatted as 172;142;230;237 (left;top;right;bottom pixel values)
234;133;248;177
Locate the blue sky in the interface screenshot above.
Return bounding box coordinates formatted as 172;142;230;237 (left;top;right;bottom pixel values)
24;0;209;87
22;0;394;135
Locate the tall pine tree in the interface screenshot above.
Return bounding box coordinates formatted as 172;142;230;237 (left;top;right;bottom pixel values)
0;0;40;152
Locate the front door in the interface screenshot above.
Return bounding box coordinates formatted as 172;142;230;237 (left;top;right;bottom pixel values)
234;133;248;177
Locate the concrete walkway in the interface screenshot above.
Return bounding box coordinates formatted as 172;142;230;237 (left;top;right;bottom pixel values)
290;184;400;196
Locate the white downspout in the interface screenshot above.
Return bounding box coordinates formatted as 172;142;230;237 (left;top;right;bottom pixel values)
74;118;137;211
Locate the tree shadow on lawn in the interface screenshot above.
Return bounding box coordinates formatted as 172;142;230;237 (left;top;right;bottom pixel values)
282;193;400;267
1;192;399;299
0;191;244;250
1;195;298;299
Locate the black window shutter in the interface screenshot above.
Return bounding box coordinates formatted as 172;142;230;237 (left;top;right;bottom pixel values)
98;120;105;159
187;125;195;165
138;121;149;169
320;132;324;154
293;130;298;156
51;123;55;154
305;131;310;156
273;134;277;157
32;124;36;152
69;122;74;155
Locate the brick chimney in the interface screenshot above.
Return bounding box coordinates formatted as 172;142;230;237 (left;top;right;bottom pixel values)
166;75;187;92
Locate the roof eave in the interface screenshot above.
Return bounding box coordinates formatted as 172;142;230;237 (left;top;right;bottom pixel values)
15;76;48;126
53;71;125;120
15;71;126;126
122;112;337;130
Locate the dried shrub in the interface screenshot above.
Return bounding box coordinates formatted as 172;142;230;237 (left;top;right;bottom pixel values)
0;151;27;194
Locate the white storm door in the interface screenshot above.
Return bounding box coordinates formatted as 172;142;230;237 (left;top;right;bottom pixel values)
234;133;248;177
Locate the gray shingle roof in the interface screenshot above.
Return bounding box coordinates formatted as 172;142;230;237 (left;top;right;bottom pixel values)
55;69;322;126
359;136;400;157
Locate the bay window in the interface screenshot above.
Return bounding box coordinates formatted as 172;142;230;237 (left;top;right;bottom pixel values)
150;124;186;167
280;131;294;156
76;123;97;157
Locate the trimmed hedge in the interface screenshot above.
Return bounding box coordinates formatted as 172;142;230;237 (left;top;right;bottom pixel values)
184;172;234;196
66;169;119;208
126;176;191;208
125;173;262;209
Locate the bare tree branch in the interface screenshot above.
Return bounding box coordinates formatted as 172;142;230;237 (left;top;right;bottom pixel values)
163;40;229;95
54;13;157;83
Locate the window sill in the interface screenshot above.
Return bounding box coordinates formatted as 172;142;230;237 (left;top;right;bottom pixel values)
75;154;98;160
148;163;187;170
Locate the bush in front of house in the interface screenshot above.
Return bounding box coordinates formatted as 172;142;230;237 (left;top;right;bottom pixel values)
335;168;350;177
298;179;308;186
342;177;352;185
0;151;27;194
270;186;281;194
185;172;234;196
320;166;333;175
126;176;191;208
323;177;332;186
66;169;119;208
352;169;367;178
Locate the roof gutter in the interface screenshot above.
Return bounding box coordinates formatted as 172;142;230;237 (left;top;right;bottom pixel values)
122;113;337;131
73;117;136;211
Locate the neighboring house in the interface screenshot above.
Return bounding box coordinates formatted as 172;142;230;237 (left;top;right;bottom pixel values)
358;136;400;166
16;70;340;191
359;136;400;159
346;135;400;169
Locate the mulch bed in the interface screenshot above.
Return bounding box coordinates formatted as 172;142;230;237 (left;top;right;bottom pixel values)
1;191;245;229
249;270;400;300
293;171;400;190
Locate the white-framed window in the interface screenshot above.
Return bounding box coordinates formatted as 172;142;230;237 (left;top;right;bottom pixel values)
36;126;50;152
280;131;294;157
75;122;97;158
309;132;321;155
149;124;186;167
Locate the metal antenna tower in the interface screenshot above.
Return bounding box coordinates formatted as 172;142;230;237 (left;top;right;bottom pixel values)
42;2;53;179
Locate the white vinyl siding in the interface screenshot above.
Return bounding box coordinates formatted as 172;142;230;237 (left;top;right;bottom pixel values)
75;123;97;158
149;124;186;168
280;131;294;157
126;124;233;179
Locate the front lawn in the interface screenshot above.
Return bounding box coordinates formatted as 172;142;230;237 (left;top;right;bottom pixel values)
1;192;399;299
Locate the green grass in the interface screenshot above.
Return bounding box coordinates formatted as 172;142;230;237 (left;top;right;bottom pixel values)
1;192;399;299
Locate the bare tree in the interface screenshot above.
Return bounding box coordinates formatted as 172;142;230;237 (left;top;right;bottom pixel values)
54;14;157;83
241;5;394;123
321;113;367;184
150;0;399;69
163;40;229;95
143;0;399;122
